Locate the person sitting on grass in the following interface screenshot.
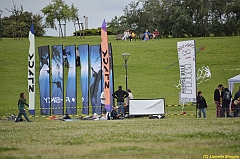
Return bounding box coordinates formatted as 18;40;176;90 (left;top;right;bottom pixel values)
110;106;120;120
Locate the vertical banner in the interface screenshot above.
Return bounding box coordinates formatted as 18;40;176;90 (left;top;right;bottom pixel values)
108;43;114;108
101;20;111;111
65;45;77;114
89;45;102;114
38;46;51;115
78;44;89;115
28;23;35;115
177;40;197;103
52;45;64;115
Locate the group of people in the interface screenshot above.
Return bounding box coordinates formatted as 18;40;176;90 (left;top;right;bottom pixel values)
101;86;133;120
16;83;240;122
197;84;240;118
122;29;160;41
142;29;160;41
214;84;240;118
122;29;136;41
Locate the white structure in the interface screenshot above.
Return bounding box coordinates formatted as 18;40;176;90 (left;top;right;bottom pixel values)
228;74;240;93
83;15;88;29
129;99;165;115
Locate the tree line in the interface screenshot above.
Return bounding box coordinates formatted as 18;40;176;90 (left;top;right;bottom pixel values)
1;0;239;38
107;0;240;37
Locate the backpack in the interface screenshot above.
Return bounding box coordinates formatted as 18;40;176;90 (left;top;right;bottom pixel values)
223;91;231;100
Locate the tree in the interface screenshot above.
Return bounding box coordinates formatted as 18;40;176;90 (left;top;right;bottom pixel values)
3;1;45;38
41;0;71;37
108;0;240;37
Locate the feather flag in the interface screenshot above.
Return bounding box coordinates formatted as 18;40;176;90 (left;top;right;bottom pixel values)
101;20;111;111
28;23;35;115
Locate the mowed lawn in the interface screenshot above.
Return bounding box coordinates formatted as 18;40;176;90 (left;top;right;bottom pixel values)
0;36;240;158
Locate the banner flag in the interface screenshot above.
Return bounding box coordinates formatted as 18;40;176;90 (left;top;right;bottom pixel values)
177;40;197;103
28;23;35;115
38;46;51;115
65;45;77;114
89;45;102;114
51;45;64;115
101;20;111;111
78;44;89;115
108;43;114;108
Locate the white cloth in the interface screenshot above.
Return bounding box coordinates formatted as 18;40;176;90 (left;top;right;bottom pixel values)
126;92;133;105
100;92;105;104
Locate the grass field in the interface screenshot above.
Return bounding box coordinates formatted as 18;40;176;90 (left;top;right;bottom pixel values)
0;35;240;158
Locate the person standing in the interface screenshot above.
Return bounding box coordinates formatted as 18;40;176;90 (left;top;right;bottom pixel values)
112;86;129;117
125;89;134;117
221;87;232;117
197;91;208;118
100;91;106;114
214;84;223;118
233;86;240;117
15;93;31;122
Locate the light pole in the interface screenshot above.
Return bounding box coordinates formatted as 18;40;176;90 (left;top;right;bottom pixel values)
122;53;130;90
0;10;3;41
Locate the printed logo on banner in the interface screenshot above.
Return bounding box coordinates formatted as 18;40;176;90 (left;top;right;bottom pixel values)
177;40;196;103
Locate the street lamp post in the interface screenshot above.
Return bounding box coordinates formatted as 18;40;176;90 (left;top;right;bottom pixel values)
0;10;3;41
122;53;130;90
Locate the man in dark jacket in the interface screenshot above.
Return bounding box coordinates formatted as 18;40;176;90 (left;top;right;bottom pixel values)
112;86;129;117
221;87;232;117
197;91;208;118
214;84;223;118
233;86;240;117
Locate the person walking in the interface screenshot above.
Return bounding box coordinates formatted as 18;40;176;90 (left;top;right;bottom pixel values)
197;91;208;118
112;86;129;117
15;93;31;122
214;84;223;118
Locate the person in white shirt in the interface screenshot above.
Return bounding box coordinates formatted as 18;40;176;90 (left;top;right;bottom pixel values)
100;92;106;114
125;89;133;117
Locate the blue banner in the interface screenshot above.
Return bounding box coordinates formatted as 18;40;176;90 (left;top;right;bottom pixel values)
65;45;77;114
51;45;64;115
108;43;115;109
78;44;89;115
89;45;102;114
38;46;51;115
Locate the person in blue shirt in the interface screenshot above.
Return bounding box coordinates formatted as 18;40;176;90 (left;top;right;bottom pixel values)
143;29;151;41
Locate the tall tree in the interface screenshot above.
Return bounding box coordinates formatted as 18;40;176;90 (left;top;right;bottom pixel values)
41;0;71;37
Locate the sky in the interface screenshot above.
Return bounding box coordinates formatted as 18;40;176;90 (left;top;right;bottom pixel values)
0;0;134;36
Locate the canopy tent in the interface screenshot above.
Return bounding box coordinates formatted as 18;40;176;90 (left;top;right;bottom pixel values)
228;74;240;93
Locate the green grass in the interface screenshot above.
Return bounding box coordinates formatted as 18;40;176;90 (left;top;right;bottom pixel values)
0;35;240;117
0;35;240;158
0;118;240;159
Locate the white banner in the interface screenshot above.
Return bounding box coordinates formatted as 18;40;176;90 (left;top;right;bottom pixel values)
129;99;165;115
177;40;196;103
28;23;35;115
